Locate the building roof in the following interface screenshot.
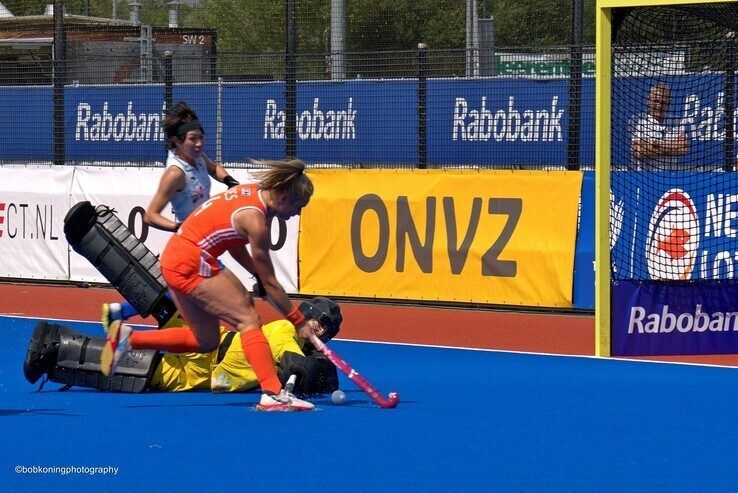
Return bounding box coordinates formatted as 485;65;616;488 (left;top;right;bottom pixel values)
0;14;137;28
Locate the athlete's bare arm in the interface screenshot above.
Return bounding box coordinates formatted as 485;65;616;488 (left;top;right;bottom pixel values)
144;166;186;232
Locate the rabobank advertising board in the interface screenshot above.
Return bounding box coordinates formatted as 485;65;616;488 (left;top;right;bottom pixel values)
0;87;53;160
0;75;730;167
221;80;419;163
611;172;738;356
427;78;595;165
2;79;595;165
65;85;218;161
54;81;419;164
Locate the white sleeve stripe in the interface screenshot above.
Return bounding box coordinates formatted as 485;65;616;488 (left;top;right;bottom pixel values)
197;229;242;249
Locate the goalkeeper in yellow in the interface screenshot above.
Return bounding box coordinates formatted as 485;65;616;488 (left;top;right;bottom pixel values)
23;297;342;395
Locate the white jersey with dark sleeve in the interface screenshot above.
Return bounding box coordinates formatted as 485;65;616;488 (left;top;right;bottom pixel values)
165;150;212;222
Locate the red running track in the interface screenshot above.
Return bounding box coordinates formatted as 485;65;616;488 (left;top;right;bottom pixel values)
2;282;738;366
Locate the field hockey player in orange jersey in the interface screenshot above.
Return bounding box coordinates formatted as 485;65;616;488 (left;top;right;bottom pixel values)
101;159;319;411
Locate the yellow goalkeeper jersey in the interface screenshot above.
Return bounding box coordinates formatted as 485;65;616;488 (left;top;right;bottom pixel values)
150;320;305;392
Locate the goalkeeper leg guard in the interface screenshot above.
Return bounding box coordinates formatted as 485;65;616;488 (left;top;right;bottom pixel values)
64;201;177;327
24;321;160;393
23;321;61;384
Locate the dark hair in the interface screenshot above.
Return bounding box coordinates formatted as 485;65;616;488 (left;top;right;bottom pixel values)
162;101;201;150
252;159;314;204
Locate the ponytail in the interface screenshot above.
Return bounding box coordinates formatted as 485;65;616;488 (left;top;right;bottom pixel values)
253;159;314;202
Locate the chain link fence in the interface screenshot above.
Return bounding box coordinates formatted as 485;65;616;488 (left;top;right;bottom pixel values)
0;2;593;169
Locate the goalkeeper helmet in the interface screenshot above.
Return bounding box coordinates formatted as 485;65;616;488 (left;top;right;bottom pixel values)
298;297;342;342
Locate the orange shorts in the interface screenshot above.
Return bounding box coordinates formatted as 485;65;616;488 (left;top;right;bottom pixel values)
160;235;223;294
160;266;204;294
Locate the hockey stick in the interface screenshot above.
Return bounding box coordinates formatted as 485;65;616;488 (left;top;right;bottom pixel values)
309;334;399;409
284;374;297;393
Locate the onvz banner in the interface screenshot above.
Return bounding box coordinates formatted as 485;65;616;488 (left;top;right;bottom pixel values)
300;169;582;307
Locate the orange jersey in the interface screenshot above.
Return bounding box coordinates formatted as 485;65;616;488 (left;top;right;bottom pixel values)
160;184;266;288
180;183;266;256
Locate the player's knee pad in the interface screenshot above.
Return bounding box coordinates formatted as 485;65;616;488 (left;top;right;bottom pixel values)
46;324;161;393
64;201;177;327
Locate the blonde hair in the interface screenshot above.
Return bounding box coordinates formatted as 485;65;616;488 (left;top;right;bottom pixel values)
252;159;314;203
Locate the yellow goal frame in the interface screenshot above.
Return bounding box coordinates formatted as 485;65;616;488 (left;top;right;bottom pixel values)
594;0;738;356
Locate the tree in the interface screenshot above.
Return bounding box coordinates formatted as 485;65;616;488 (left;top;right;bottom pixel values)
347;0;465;51
489;0;594;47
2;0;595;53
189;0;285;53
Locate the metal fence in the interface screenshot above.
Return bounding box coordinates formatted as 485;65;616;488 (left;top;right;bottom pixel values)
0;0;597;167
0;43;594;82
0;18;594;169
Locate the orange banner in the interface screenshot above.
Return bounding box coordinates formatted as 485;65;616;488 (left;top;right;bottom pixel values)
300;169;582;307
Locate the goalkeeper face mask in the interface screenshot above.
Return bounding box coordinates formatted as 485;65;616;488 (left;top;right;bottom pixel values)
298;297;342;342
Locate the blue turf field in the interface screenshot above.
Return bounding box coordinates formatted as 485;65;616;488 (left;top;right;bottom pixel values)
2;315;738;491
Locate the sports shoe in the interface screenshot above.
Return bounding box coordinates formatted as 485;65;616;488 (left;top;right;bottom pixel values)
100;320;132;376
255;389;315;412
101;303;122;335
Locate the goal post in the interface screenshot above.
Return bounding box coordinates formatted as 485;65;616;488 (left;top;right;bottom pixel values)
595;0;738;357
595;2;612;357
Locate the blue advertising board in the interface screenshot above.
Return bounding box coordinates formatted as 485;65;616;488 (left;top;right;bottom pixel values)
427;78;595;165
0;87;53;160
65;85;169;161
611;172;738;281
63;85;218;161
0;77;596;164
611;171;738;355
0;75;730;166
612;279;738;356
221;80;418;163
611;74;733;168
573;171;594;310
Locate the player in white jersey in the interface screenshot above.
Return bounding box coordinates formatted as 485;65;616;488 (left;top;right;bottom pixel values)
102;101;241;328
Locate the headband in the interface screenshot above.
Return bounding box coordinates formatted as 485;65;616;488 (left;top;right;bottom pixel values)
175;120;204;138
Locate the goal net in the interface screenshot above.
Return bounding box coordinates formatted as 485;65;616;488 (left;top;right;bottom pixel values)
600;1;738;356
